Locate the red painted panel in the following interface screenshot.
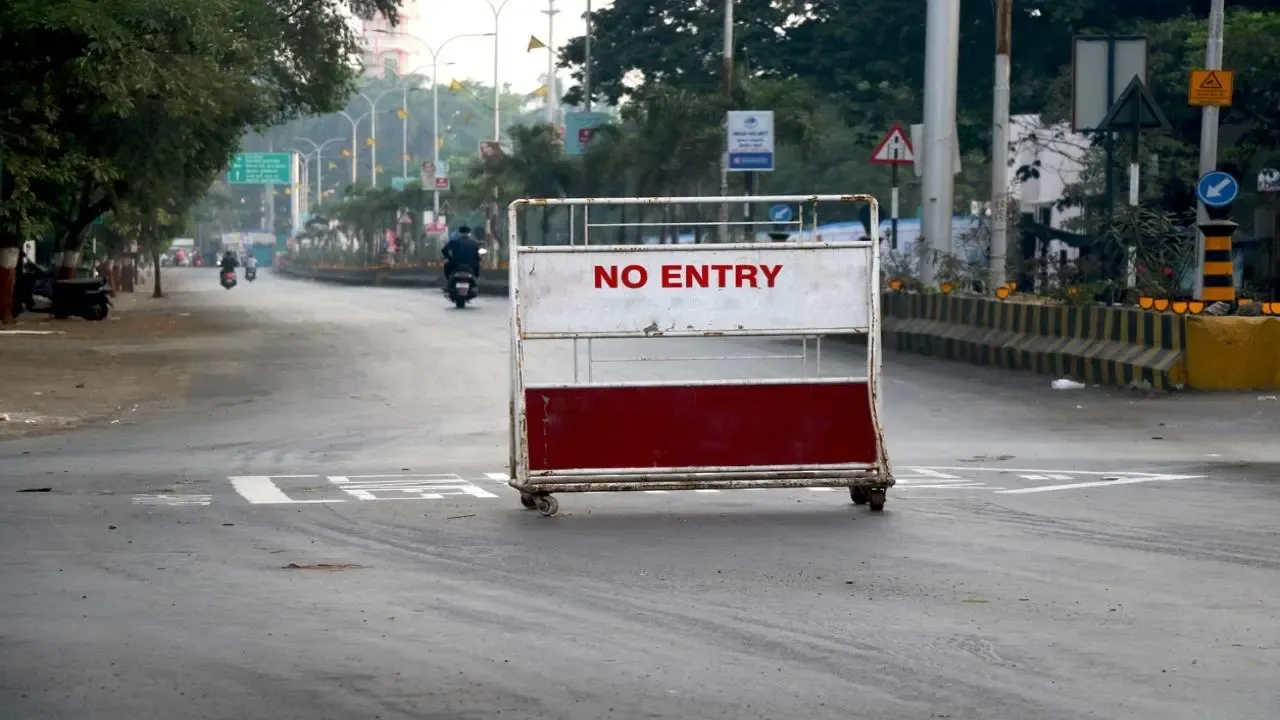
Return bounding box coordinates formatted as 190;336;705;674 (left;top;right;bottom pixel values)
524;382;878;471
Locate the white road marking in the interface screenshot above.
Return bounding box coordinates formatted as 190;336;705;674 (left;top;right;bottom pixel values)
484;472;511;482
229;476;344;505
132;494;212;507
643;490;670;494
694;489;720;493
329;475;498;501
996;476;1184;494
895;483;989;490
907;468;961;479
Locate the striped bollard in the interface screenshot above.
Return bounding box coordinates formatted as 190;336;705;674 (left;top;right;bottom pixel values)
1198;219;1239;304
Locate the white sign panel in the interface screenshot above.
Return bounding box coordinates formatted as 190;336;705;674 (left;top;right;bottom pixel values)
1072;36;1149;131
515;244;872;336
726;110;775;172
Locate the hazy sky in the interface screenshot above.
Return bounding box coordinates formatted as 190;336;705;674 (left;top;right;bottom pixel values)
397;0;609;93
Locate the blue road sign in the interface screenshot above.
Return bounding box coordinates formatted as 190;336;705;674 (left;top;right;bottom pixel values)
1196;171;1239;208
769;204;793;223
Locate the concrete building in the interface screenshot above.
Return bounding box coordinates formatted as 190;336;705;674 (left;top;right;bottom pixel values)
358;3;421;78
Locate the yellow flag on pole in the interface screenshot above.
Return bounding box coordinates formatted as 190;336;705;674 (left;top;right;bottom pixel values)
448;79;464;92
437;136;445;150
527;36;546;52
340;148;352;158
531;85;548;98
365;136;375;147
328;162;337;169
396;108;409;120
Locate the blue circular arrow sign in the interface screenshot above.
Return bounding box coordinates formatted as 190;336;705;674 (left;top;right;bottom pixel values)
1197;171;1239;208
769;204;793;222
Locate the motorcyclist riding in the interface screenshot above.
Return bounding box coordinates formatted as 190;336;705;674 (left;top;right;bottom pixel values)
244;254;259;272
441;226;481;292
220;251;239;273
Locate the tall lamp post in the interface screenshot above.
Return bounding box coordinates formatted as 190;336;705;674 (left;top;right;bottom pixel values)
383;68;451;179
292;136;348;210
484;0;516;142
336;111;369;184
375;30;494;216
353;88;407;188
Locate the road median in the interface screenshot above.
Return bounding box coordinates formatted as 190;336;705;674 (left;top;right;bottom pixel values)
275;261;511;295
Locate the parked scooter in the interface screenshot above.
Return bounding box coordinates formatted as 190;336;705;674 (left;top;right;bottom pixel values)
220;269;237;290
14;263;112;321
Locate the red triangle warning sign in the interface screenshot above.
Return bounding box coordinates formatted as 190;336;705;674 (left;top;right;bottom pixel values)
871;125;915;165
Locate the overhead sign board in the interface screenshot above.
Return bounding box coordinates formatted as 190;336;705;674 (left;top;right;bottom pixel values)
514;244;872;336
1071;36;1149;132
228;152;293;185
1188;69;1234;107
1196;171;1239;208
565;111;611;156
871;125;915;165
727;110;775;172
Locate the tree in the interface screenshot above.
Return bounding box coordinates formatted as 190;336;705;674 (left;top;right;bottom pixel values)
0;0;400;321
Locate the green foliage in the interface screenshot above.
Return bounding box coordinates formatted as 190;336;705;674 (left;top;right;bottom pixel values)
0;0;401;257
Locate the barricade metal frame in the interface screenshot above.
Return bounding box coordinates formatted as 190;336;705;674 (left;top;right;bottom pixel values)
507;195;893;516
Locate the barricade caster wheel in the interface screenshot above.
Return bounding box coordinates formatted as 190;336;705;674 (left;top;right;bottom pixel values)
535;495;559;517
520;493;537;510
868;490;887;512
850;487;871;505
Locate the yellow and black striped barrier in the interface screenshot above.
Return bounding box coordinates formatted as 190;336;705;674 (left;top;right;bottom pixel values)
1199;219;1238;304
882;293;1187;390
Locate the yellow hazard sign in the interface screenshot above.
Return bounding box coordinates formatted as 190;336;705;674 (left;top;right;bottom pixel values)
1188;69;1234;106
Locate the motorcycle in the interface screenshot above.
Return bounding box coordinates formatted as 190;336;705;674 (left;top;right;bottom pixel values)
220;268;237;290
14;263;112;321
444;247;488;309
446;267;478;308
245;266;257;282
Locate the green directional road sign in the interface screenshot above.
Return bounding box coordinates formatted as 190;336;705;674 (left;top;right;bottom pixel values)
227;152;293;185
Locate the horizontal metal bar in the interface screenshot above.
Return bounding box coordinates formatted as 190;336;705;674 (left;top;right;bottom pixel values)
531;463;877;477
520;328;869;340
522;377;869;391
510;474;895;493
511;194;877;208
588;354;805;363
584;220;803;229
515;241;873;254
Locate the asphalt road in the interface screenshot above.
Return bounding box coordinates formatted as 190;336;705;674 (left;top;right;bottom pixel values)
2;268;1277;719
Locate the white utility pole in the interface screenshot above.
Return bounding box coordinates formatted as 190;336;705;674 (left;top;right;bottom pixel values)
337;111;364;185
718;0;734;243
988;0;1012;291
1193;0;1226;299
543;0;559;125
920;0;961;287
486;0;514;141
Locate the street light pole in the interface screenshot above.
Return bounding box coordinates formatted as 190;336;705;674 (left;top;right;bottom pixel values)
373;30;494;214
294;136;347;209
337;111;365;184
485;0;514;142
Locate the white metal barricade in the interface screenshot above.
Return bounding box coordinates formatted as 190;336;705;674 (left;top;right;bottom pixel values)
507;195;892;517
